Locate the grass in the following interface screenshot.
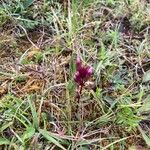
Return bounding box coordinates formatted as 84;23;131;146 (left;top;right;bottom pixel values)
0;0;150;149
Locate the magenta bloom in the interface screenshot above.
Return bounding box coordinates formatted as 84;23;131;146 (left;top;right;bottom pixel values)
74;57;93;86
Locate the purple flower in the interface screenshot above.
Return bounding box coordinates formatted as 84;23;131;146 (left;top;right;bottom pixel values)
74;57;93;86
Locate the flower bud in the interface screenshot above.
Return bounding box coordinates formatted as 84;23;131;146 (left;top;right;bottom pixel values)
74;57;93;86
76;57;82;70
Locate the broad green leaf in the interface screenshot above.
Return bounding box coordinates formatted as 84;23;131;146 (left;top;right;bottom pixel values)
0;137;10;145
143;70;150;82
39;129;66;150
22;126;35;141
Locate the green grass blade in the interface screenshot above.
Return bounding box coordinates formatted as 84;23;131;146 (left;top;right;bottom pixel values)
23;0;34;9
28;96;39;130
0;137;10;145
0;122;13;132
39;129;66;150
22;126;35;141
138;126;150;146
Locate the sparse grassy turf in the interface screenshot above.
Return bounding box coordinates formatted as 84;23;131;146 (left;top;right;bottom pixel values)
0;0;150;149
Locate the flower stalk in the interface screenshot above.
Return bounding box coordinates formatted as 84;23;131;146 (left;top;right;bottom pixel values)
73;56;93;129
74;56;93;102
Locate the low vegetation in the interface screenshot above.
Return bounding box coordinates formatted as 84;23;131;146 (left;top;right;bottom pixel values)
0;0;150;149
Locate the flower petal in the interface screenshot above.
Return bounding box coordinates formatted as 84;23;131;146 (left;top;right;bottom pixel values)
87;66;93;76
76;57;82;70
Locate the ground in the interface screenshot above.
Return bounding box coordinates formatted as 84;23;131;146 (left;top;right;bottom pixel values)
0;0;150;149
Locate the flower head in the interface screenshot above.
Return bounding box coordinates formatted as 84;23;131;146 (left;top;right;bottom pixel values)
74;57;93;86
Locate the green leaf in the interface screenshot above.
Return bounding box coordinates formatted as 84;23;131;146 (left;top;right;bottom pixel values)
78;146;90;150
23;0;34;9
99;42;106;60
138;95;150;113
28;96;39;130
22;126;35;141
66;80;75;96
143;70;150;82
69;55;76;78
0;137;10;145
138;126;150;146
0;122;13;132
39;129;66;150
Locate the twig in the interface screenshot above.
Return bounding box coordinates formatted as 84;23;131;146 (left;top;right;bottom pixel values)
18;24;39;49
